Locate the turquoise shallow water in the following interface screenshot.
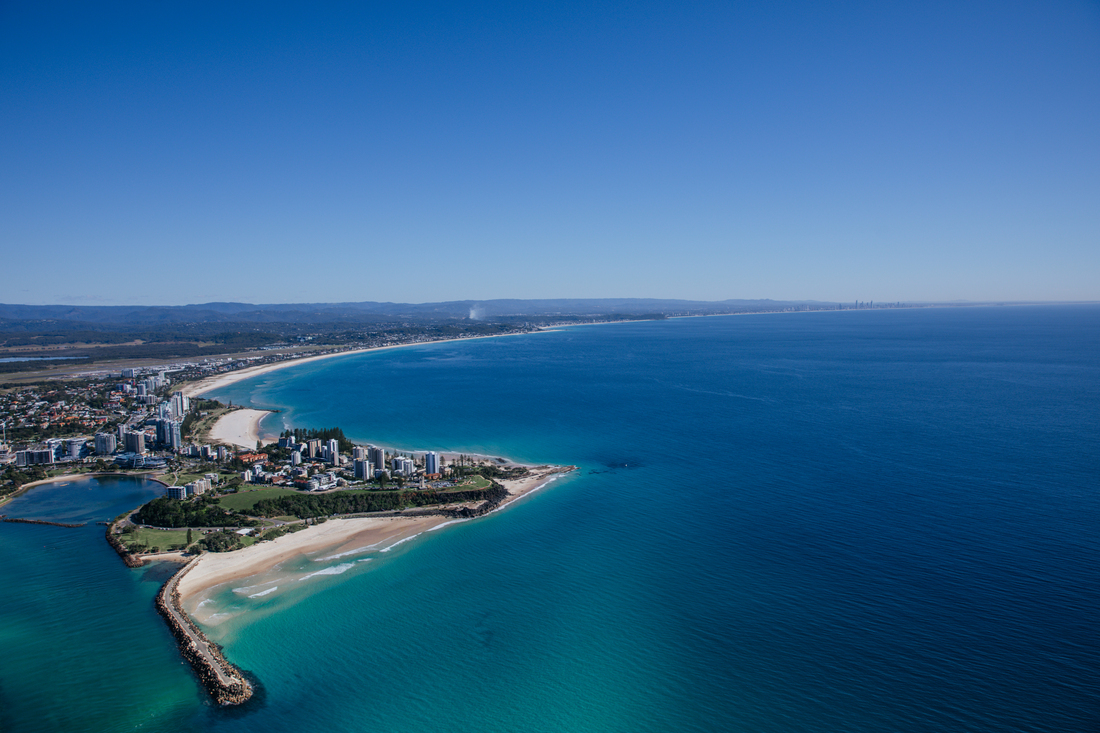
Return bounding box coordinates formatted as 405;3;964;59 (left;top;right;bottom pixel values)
2;306;1099;731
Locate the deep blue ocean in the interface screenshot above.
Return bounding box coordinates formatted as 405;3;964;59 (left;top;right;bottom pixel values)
2;306;1098;732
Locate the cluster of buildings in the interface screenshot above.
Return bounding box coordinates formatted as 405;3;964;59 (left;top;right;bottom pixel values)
3;437;88;467
0;381;123;440
119;370;170;406
222;439;449;495
0;368;197;473
2;358;471;504
102;388;190;463
164;474;219;500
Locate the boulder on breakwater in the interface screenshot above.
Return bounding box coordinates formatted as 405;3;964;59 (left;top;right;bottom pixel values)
1;516;85;528
155;559;253;706
104;527;147;568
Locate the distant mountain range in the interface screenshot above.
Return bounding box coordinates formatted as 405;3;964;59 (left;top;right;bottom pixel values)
0;299;828;327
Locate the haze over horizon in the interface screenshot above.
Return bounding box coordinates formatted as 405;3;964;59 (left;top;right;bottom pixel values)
3;1;1098;306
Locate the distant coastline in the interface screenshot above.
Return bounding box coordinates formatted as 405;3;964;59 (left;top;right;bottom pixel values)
168;337;579;705
179;329;553;400
4;326;580;708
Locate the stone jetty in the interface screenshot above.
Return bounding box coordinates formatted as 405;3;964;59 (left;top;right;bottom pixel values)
104;526;147;567
156;557;253;705
1;516;85;528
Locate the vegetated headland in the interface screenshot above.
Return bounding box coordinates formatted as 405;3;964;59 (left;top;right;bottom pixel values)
133;446;573;706
0;296;972;704
0;376;573;706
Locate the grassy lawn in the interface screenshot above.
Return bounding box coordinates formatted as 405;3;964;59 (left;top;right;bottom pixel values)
217;487;302;513
189;407;230;443
127;527;191;550
443;474;490;491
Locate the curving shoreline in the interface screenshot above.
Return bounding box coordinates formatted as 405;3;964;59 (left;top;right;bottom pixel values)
0;471;167;510
206;408;277;449
156;557;253;706
177;465;575;605
179;331;545;400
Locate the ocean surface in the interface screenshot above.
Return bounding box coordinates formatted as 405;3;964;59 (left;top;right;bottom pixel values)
2;306;1098;732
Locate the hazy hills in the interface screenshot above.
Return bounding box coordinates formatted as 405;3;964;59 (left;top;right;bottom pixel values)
0;299;820;329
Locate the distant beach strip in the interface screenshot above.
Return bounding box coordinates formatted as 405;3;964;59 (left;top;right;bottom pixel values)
180;330;551;400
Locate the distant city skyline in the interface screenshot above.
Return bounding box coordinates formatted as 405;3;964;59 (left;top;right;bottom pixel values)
2;1;1098;305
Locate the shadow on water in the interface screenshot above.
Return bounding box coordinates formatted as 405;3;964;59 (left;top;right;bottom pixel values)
475;610;495;650
588;457;647;474
207;670;267;720
141;561;188;584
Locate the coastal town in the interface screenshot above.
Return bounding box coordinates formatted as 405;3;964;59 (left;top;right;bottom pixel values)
1;356;543;546
0;350;575;707
0;328;538;503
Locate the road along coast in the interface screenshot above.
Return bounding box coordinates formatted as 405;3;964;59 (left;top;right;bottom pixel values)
157;557;253;706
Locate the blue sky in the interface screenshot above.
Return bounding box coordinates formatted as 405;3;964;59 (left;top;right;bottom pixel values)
2;1;1098;305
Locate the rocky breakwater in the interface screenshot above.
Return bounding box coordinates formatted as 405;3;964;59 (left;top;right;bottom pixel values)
156;557;253;705
104;526;147;568
1;516;85;528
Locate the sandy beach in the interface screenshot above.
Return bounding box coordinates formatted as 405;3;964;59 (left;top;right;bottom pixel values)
180;350;370;398
207;408;275;450
176;515;449;601
172;330;572;622
176;465;571;607
180;331;546;400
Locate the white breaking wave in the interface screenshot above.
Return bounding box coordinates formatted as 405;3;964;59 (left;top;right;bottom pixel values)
298;562;356;581
379;533;421;552
483;474;563;518
314;542;383;561
426;518;468;532
248;586;278;598
231;578;278;595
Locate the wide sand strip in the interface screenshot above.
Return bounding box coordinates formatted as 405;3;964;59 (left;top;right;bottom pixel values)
176;465;571;601
180;331;547;400
180;350;371;399
207;409;275;450
176;515;448;600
